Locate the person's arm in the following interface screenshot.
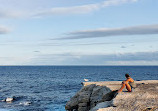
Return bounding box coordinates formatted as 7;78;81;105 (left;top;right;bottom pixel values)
127;78;134;83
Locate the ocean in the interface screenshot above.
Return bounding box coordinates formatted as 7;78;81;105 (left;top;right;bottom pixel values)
0;66;157;111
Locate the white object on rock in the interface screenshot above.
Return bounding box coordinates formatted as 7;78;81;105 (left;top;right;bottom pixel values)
5;98;14;102
84;79;89;82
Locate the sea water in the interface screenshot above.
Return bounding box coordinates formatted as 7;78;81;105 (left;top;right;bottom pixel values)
0;66;158;111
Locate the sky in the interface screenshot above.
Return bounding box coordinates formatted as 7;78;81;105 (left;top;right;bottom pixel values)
0;0;158;65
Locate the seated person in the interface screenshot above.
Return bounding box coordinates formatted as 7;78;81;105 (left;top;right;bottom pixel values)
118;74;135;93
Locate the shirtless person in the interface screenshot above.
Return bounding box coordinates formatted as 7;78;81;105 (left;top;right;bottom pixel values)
118;74;135;93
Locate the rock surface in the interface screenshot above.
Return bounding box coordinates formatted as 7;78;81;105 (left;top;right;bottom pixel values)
65;80;158;111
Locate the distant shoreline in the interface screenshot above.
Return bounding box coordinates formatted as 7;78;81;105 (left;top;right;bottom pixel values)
1;65;158;67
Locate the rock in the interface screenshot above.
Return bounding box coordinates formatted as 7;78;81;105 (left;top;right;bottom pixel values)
65;84;112;111
101;90;118;101
90;101;113;111
96;107;116;111
78;91;91;103
65;80;158;111
65;84;96;111
90;86;111;109
78;103;87;107
78;106;88;111
65;95;79;110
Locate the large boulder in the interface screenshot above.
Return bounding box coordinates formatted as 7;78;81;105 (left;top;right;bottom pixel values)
65;84;96;111
65;84;113;111
89;86;111;109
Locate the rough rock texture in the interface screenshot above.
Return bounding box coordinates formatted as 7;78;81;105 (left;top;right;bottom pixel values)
65;80;158;111
65;84;115;111
103;83;158;111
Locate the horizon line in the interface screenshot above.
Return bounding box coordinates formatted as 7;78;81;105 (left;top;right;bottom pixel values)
0;65;158;67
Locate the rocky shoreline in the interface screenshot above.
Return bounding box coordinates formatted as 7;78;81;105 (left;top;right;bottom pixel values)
65;80;158;111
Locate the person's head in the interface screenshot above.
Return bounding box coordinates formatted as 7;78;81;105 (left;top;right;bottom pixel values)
125;73;130;78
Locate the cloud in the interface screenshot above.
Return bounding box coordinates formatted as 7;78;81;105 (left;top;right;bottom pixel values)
0;26;10;34
102;0;137;7
0;56;32;65
34;4;99;17
33;0;137;17
29;51;158;65
0;0;138;18
121;46;126;48
0;10;22;18
58;24;158;39
40;41;130;46
34;51;40;53
0;11;9;18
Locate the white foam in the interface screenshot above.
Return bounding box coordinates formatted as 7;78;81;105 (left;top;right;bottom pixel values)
19;101;31;106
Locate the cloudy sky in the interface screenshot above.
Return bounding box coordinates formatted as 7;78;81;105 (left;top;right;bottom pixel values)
0;0;158;65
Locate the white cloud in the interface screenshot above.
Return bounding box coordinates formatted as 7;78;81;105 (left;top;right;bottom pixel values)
58;24;158;39
0;0;138;18
0;26;10;34
102;0;137;7
0;10;22;18
104;60;158;65
28;51;158;65
34;4;99;17
33;0;137;17
0;56;32;65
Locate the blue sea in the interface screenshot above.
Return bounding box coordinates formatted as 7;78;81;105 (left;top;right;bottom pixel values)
0;66;158;111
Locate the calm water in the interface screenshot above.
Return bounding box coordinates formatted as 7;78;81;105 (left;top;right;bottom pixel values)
0;66;158;111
